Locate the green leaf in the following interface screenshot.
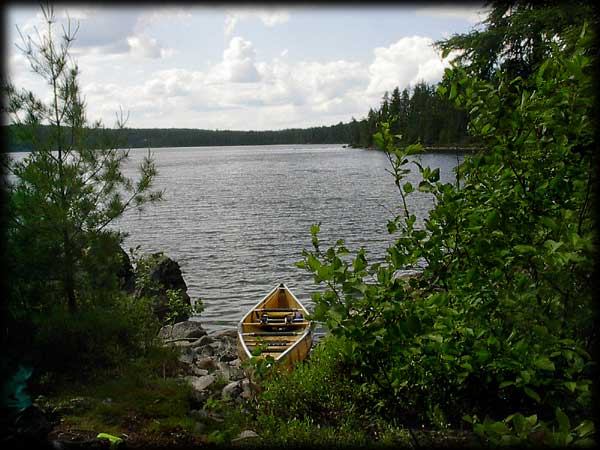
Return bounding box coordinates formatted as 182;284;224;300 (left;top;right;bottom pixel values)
403;182;414;193
519;370;531;384
425;334;443;343
509;413;526;435
427;168;440;182
405;143;423;155
487;420;509;434
544;240;563;254
307;253;321;272
555;407;570;433
353;254;367;273
485;211;498;226
476;350;490;362
373;132;385;149
295;260;307;269
317;265;332;281
418;181;435;193
513;244;536;254
534;356;555;371
521;414;535;426
524;386;541;403
310;223;321;236
450;83;457;100
574;420;595;438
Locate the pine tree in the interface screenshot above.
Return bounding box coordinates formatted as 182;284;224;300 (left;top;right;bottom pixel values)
389;87;402;136
4;5;162;313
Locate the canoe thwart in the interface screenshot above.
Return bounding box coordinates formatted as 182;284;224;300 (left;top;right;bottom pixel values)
250;348;286;353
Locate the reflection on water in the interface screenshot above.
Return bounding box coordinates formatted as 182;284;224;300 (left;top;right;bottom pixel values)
108;144;461;334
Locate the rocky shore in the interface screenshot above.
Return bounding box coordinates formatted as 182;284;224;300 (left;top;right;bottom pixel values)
157;320;258;410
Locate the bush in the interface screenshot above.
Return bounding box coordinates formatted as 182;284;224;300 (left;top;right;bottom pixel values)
31;293;160;378
296;21;595;443
254;335;378;444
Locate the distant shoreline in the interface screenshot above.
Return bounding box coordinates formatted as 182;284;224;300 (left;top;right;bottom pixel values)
349;144;482;153
5;122;477;153
7;143;482;153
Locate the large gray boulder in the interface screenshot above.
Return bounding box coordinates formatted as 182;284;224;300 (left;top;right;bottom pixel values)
185;375;216;403
135;252;192;322
159;320;207;341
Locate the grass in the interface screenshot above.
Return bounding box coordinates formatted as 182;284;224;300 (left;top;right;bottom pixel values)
44;345;199;442
245;334;412;447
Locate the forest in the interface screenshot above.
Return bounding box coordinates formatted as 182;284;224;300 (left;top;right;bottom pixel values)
347;82;472;148
6;121;355;151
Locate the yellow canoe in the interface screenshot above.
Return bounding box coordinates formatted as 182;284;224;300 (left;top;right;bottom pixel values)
237;283;313;369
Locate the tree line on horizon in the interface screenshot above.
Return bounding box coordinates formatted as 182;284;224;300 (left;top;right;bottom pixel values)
5;121;354;151
6;81;473;152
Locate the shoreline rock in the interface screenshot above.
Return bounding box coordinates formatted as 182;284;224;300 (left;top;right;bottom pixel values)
133;252;192;323
158;320;252;406
158;320;207;341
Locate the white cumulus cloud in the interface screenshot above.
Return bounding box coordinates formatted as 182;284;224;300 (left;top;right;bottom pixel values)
366;35;451;97
210;36;261;83
127;34;163;59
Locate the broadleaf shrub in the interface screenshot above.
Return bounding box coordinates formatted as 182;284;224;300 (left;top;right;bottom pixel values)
297;22;595;443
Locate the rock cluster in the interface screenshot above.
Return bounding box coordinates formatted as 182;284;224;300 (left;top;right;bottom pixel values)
158;320;259;408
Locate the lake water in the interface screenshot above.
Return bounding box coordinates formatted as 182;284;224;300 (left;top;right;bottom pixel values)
110;144;462;333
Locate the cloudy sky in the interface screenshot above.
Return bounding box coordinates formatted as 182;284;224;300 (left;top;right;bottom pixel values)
5;4;489;131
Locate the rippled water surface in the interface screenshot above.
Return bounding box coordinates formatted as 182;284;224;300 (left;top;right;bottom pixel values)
109;144;461;332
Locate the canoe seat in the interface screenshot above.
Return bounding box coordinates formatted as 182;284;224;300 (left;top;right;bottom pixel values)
254;309;306;326
241;331;302;336
245;321;309;327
